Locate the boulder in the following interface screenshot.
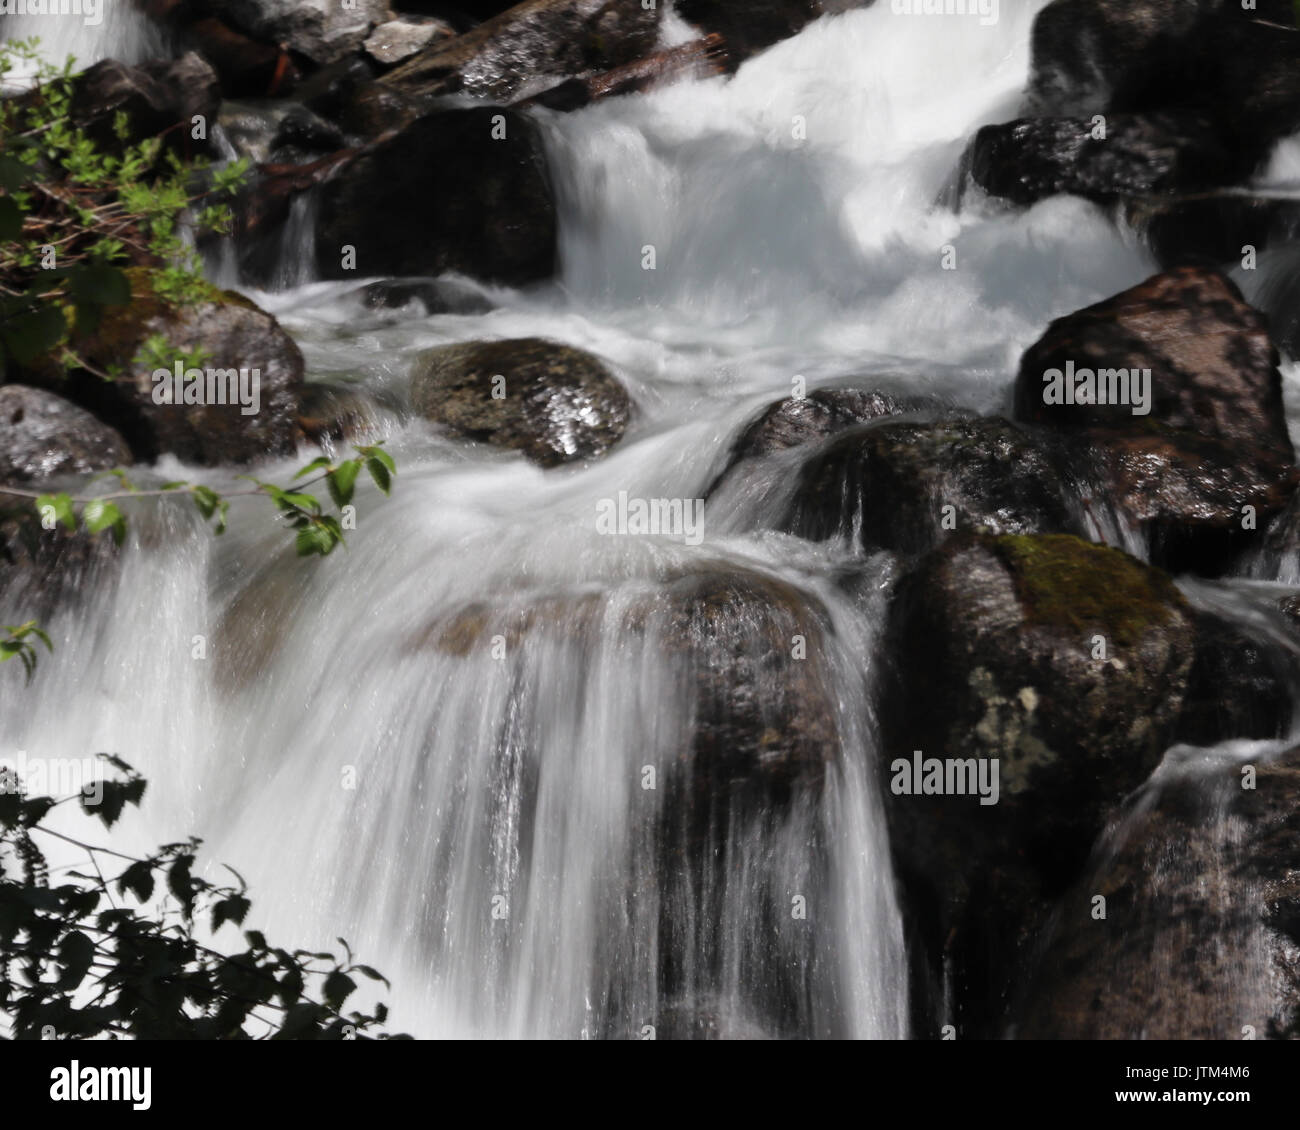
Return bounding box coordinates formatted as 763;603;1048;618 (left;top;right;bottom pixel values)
69;54;221;160
411;337;630;466
780;416;1077;557
1175;611;1293;745
1015;267;1292;456
49;273;305;466
381;0;659;101
1067;425;1298;575
881;532;1195;1033
1026;0;1300;164
315;109;556;286
1015;747;1300;1039
965;113;1245;208
0;386;132;484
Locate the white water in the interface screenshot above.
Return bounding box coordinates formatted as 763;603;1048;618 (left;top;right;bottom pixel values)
8;2;1293;1038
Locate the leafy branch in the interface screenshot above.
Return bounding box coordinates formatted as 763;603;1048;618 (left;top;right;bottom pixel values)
0;443;396;558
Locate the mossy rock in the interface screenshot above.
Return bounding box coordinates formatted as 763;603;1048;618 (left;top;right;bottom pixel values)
880;531;1196;1035
22;267;305;466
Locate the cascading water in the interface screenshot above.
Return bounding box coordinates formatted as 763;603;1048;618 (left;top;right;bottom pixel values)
6;0;1300;1039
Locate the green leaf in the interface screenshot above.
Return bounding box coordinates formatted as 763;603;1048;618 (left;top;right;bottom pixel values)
81;498;125;545
211;895;251;934
191;485;219;520
2;305;66;364
0;155;36;192
293;457;331;480
327;460;360;509
0;195;22;241
366;458;391;496
67;263;130;306
34;493;76;532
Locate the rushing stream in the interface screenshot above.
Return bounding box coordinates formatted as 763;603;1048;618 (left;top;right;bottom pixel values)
6;1;1300;1039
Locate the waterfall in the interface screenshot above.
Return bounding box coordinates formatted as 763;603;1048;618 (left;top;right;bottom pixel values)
1;1;166;81
7;0;1294;1039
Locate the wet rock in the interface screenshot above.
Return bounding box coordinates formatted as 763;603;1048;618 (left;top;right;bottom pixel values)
0;386;132;485
1015;266;1293;458
381;0;659;101
780;416;1077;557
69;54;221;159
882;532;1196;1035
1026;0;1300;164
1175;612;1293;745
45;272;305;466
294;54;382;124
201;0;392;67
1068;425;1299;576
0;506;121;620
965;112;1244;208
360;277;494;315
364;17;455;66
315;108;556;286
730;387;935;464
1015;747;1300;1039
883;532;1194;887
271;105;345;157
410;337;630;466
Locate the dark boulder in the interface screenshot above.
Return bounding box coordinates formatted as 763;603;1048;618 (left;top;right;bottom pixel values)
198;0;392;67
1067;425;1298;575
360;277;494;315
1175;611;1293;745
1015;746;1300;1039
69;54;221;160
965;112;1245;208
882;532;1195;1033
46;273;305;466
410;337;630;466
1026;0;1300;165
731;387;935;463
315;108;556;286
0;386;132;484
1015;266;1293;456
780;416;1077;557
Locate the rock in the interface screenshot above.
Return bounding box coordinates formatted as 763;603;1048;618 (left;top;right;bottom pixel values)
200;0;393;67
69;54;221;159
296;381;393;455
364;17;455;66
359;277;494;315
48;272;305;466
381;0;659;101
293;54;382;125
1068;425;1299;576
1015;266;1293;458
1026;0;1300;164
271;105;345;157
0;386;132;484
1015;747;1300;1038
965;113;1245;209
730;387;935;464
410;337;630;466
881;532;1196;1033
779;416;1077;557
315;108;556;286
1175;612;1293;745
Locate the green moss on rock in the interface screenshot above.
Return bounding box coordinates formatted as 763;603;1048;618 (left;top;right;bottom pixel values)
990;533;1187;649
